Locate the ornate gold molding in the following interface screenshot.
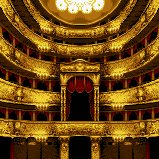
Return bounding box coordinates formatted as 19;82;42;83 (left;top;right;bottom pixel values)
0;78;60;105
23;0;137;38
0;119;158;139
100;79;159;106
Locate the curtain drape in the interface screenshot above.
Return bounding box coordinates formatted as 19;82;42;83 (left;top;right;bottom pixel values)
35;52;39;58
76;77;84;93
127;79;131;84
29;79;33;84
127;48;131;55
85;77;93;93
141;110;146;115
121;52;125;59
99;58;104;62
154;68;159;75
120;111;125;117
140;38;145;45
104;81;109;88
51;81;56;88
146;139;150;159
127;111;132;116
29;48;33;55
90;58;95;62
148;71;152;76
134;76;139;83
59;112;61;116
14;74;19;80
106;56;110;61
21;77;26;83
10;139;14;159
65;58;70;62
105;112;109;118
44;112;49;117
15;38;19;46
35;111;39;117
111;112;116;118
121;79;125;85
22;44;27;52
8;109;12;114
67;77;75;93
154;27;158;33
9;33;13;43
115;55;119;59
8;71;12;76
0;67;6;74
35;79;39;85
147;109;152;114
141;74;146;80
14;110;19;115
2;27;7;33
111;81;116;88
147;33;151;43
154;108;159;114
21;110;26;116
56;58;61;62
50;56;54;61
44;81;49;88
28;111;33;116
134;110;139;116
0;108;6;114
51;112;56;118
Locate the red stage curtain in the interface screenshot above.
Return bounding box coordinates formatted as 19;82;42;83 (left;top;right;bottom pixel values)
100;81;102;84
14;74;19;80
99;112;102;116
22;43;27;52
134;110;139;116
120;111;125;117
141;110;146;115
65;58;70;62
59;112;61;116
15;38;19;46
147;109;152;114
90;58;95;62
104;81;109;88
134;76;139;82
111;112;116;118
21;77;26;83
76;77;84;93
148;71;152;76
56;58;61;62
10;139;14;159
89;91;92;103
8;71;12;76
121;79;125;85
154;108;159;114
35;111;39;117
147;33;151;43
9;33;13;43
29;48;33;55
140;38;145;45
154;68;159;75
146;139;150;159
44;112;49;117
8;109;12;114
14;110;19;115
50;56;54;61
127;111;132;116
85;77;93;93
127;79;131;84
28;111;33;116
21;110;26;116
2;27;7;33
154;27;158;33
44;81;49;88
106;56;110;61
51;81;56;88
35;79;39;85
29;79;33;84
59;80;60;85
0;67;6;75
35;52;39;58
121;52;125;59
127;48;131;55
0;108;6;114
133;43;138;52
51;112;56;118
104;112;109;118
99;58;104;62
67;77;75;93
141;74;146;80
111;81;116;88
115;55;119;59
41;55;45;59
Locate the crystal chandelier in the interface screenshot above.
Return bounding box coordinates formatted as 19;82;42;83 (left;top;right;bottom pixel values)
111;104;125;113
56;0;105;14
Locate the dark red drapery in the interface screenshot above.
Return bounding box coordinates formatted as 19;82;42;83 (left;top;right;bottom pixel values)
9;33;13;43
147;109;152;114
134;76;139;83
41;55;45;59
148;71;152;76
14;110;19;115
56;58;61;62
28;111;33;116
115;55;119;59
106;56;110;61
154;68;159;75
104;81;109;88
154;108;159;114
111;112;116;118
29;48;33;55
105;112;109;118
50;56;54;61
121;52;125;59
154;27;158;33
44;81;49;88
10;139;14;159
134;110;139;116
67;77;75;93
141;110;146;115
35;111;39;117
141;74;146;80
35;79;39;85
21;77;26;83
85;77;93;93
44;112;49;117
2;27;7;33
146;139;150;159
140;38;145;46
8;71;12;76
127;48;131;55
21;110;26;116
35;52;39;58
120;111;125;117
121;79;125;85
22;43;27;52
111;81;116;88
29;79;33;84
0;108;6;114
127;111;132;116
0;67;6;75
15;38;19;46
65;58;70;62
127;79;131;84
90;58;95;62
76;76;84;93
99;58;104;62
147;33;151;43
51;112;56;118
14;74;19;80
8;109;12;114
51;81;56;88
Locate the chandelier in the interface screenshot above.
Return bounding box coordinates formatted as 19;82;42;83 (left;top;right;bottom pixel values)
56;0;105;14
113;137;125;142
111;104;125;113
36;73;50;82
111;73;124;82
36;104;49;113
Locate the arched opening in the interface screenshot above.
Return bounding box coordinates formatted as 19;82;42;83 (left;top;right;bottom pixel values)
69;136;91;159
66;76;94;121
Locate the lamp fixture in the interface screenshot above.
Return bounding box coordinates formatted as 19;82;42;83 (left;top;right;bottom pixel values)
35;137;48;143
113;137;125;142
108;27;120;34
36;104;49;113
36;73;50;82
110;45;122;52
111;73;124;82
56;0;105;14
38;45;50;52
112;104;125;113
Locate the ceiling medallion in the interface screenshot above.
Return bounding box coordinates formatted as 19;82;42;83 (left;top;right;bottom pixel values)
56;0;104;14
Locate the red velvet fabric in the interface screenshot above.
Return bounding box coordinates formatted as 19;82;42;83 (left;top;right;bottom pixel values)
35;111;39;117
22;43;27;52
104;112;109;118
141;74;146;80
2;27;7;33
133;43;138;52
134;77;139;83
67;77;75;93
44;81;49;88
120;111;125;117
99;58;104;62
90;58;95;62
154;27;158;33
9;33;13;43
10;139;14;159
29;79;33;84
121;79;125;85
14;74;19;80
99;112;102;117
106;56;110;61
121;52;125;59
140;38;145;45
59;112;61;116
21;77;26;83
134;110;139;116
51;81;56;88
35;52;39;58
147;33;151;43
35;79;39;85
56;58;61;62
44;112;49;117
28;111;33;116
15;38;19;46
8;71;12;76
127;79;131;84
8;109;12;114
148;71;152;76
154;68;159;75
146;139;150;159
111;112;116;118
154;108;159;114
21;111;26;116
65;58;70;62
29;48;33;55
0;67;6;75
51;112;56;118
115;55;119;59
147;109;152;114
0;108;6;114
141;110;146;115
104;81;109;88
111;81;116;88
14;110;19;115
100;81;102;84
127;48;131;55
127;111;132;116
50;56;54;61
85;77;93;93
76;77;84;93
41;55;45;59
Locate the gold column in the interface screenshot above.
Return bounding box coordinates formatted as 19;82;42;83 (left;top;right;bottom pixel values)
88;57;90;61
54;56;56;63
5;108;8;119
145;37;147;47
109;81;111;91
27;47;29;56
49;112;51;121
94;86;99;121
139;109;141;120
125;111;127;121
61;86;66;121
119;53;121;60
19;76;21;85
131;47;133;56
59;137;70;159
49;81;51;91
90;136;101;159
33;111;35;121
151;108;154;119
33;79;35;89
19;110;21;120
139;75;141;86
94;86;97;121
13;37;15;47
109;112;111;121
64;87;66;121
152;70;154;81
125;79;127;89
39;53;41;60
0;25;2;34
6;71;8;81
104;56;106;64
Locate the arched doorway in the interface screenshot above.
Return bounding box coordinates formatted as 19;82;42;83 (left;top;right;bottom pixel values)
66;76;94;121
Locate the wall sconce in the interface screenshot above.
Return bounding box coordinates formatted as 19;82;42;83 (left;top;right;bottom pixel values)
113;137;125;142
110;45;122;52
112;104;125;113
36;73;50;82
38;45;50;52
111;73;124;82
36;104;49;113
40;26;53;34
35;137;48;143
108;26;120;34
